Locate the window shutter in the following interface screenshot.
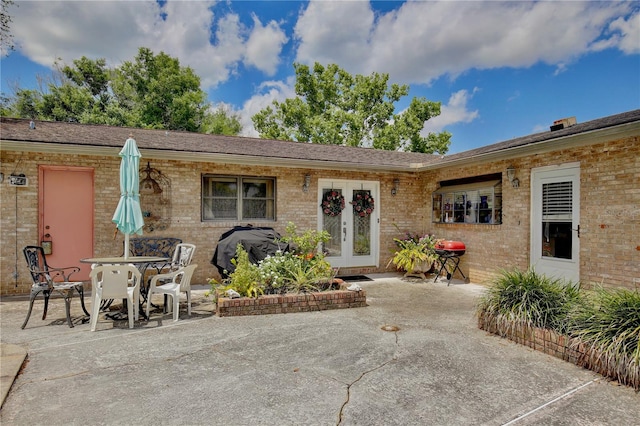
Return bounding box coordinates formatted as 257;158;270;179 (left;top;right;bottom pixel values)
542;181;572;221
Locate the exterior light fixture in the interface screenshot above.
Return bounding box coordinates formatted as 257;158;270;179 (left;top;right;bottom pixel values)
506;166;519;188
391;178;400;196
302;174;311;193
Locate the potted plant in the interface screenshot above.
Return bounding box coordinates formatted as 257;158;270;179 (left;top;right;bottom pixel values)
388;231;440;279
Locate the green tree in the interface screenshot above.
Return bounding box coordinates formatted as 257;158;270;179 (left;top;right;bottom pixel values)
1;0;15;55
252;62;450;154
111;47;207;131
201;105;243;135
2;47;242;135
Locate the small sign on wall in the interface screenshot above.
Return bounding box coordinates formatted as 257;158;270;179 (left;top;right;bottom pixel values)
41;240;52;255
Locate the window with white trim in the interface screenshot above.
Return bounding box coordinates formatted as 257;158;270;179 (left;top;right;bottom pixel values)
202;175;276;221
432;176;502;224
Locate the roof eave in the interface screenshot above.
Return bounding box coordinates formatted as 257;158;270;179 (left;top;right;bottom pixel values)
415;120;640;171
0;140;415;173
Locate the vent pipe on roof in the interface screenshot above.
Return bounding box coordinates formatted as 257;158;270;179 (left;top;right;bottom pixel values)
550;116;577;131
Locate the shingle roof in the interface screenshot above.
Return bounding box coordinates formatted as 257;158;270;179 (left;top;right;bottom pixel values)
440;108;640;163
0;117;441;171
2;109;639;171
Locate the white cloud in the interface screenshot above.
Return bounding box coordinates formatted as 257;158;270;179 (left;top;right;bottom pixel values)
607;10;640;54
294;1;374;70
244;14;289;75
5;0;636;137
9;0;163;64
294;1;635;84
420;89;479;135
239;78;296;137
7;0;287;89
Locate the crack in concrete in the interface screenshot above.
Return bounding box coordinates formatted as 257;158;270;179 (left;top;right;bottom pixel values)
337;330;400;425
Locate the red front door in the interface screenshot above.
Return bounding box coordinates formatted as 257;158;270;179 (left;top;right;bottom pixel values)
40;166;94;280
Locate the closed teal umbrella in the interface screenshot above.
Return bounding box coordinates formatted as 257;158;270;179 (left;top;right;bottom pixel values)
112;137;144;259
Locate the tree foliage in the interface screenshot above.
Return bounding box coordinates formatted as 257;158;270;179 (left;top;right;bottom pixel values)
252;62;451;154
2;47;242;135
201;106;243;135
1;0;15;55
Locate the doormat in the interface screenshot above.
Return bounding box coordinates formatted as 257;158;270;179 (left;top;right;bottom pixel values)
337;275;373;282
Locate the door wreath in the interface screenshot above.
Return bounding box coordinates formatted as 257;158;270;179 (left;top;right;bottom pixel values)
351;192;375;217
321;190;345;216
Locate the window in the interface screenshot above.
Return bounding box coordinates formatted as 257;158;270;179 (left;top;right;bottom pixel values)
541;181;573;259
432;180;502;224
202;175;275;221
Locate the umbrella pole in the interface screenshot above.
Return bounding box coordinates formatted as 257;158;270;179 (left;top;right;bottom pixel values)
124;233;129;260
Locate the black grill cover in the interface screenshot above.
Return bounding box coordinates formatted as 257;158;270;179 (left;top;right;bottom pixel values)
211;226;288;277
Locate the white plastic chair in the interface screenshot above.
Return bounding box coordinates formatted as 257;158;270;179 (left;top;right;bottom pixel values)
146;264;197;322
89;264;141;331
162;243;196;272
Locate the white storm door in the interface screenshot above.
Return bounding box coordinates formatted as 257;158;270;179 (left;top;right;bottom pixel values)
318;179;379;268
530;164;580;283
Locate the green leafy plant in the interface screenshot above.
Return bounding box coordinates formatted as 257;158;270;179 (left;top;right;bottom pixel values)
211;223;336;297
282;255;333;293
477;268;583;333
279;222;331;255
212;244;264;298
388;228;439;275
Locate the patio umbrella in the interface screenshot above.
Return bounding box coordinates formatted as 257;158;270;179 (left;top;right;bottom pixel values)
112;136;144;259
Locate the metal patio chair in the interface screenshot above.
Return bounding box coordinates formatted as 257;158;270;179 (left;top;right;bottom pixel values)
22;245;89;329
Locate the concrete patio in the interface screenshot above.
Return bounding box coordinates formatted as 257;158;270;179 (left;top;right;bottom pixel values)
1;274;638;425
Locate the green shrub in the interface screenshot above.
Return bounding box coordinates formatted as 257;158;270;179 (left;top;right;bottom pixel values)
259;247;334;294
387;226;439;274
477;268;583;333
210;222;336;297
214;244;264;298
478;268;639;390
279;222;330;255
567;287;640;374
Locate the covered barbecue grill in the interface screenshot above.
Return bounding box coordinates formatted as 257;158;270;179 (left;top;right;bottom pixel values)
211;226;288;277
433;240;469;285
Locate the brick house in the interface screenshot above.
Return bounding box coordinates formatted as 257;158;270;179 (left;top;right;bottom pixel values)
1;110;638;295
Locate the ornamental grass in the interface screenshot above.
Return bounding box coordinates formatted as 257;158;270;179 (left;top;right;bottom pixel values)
477;268;640;390
476;268;583;335
566;287;640;390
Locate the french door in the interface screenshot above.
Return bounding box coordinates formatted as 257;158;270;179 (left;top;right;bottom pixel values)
318;179;379;268
530;164;580;283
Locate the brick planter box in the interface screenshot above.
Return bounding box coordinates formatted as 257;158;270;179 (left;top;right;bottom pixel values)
478;312;639;390
216;290;367;317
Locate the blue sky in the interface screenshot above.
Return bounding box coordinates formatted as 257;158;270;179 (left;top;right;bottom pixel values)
1;1;638;154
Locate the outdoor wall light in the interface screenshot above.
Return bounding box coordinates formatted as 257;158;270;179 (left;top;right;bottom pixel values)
29;120;36;130
302;174;311;192
506;165;519;188
391;178;400;196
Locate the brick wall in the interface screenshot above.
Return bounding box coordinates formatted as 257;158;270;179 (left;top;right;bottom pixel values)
1;134;637;295
421;136;640;290
0;150;424;295
216;290;367;317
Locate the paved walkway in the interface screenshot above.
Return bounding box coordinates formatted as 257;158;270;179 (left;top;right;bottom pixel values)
1;275;638;425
